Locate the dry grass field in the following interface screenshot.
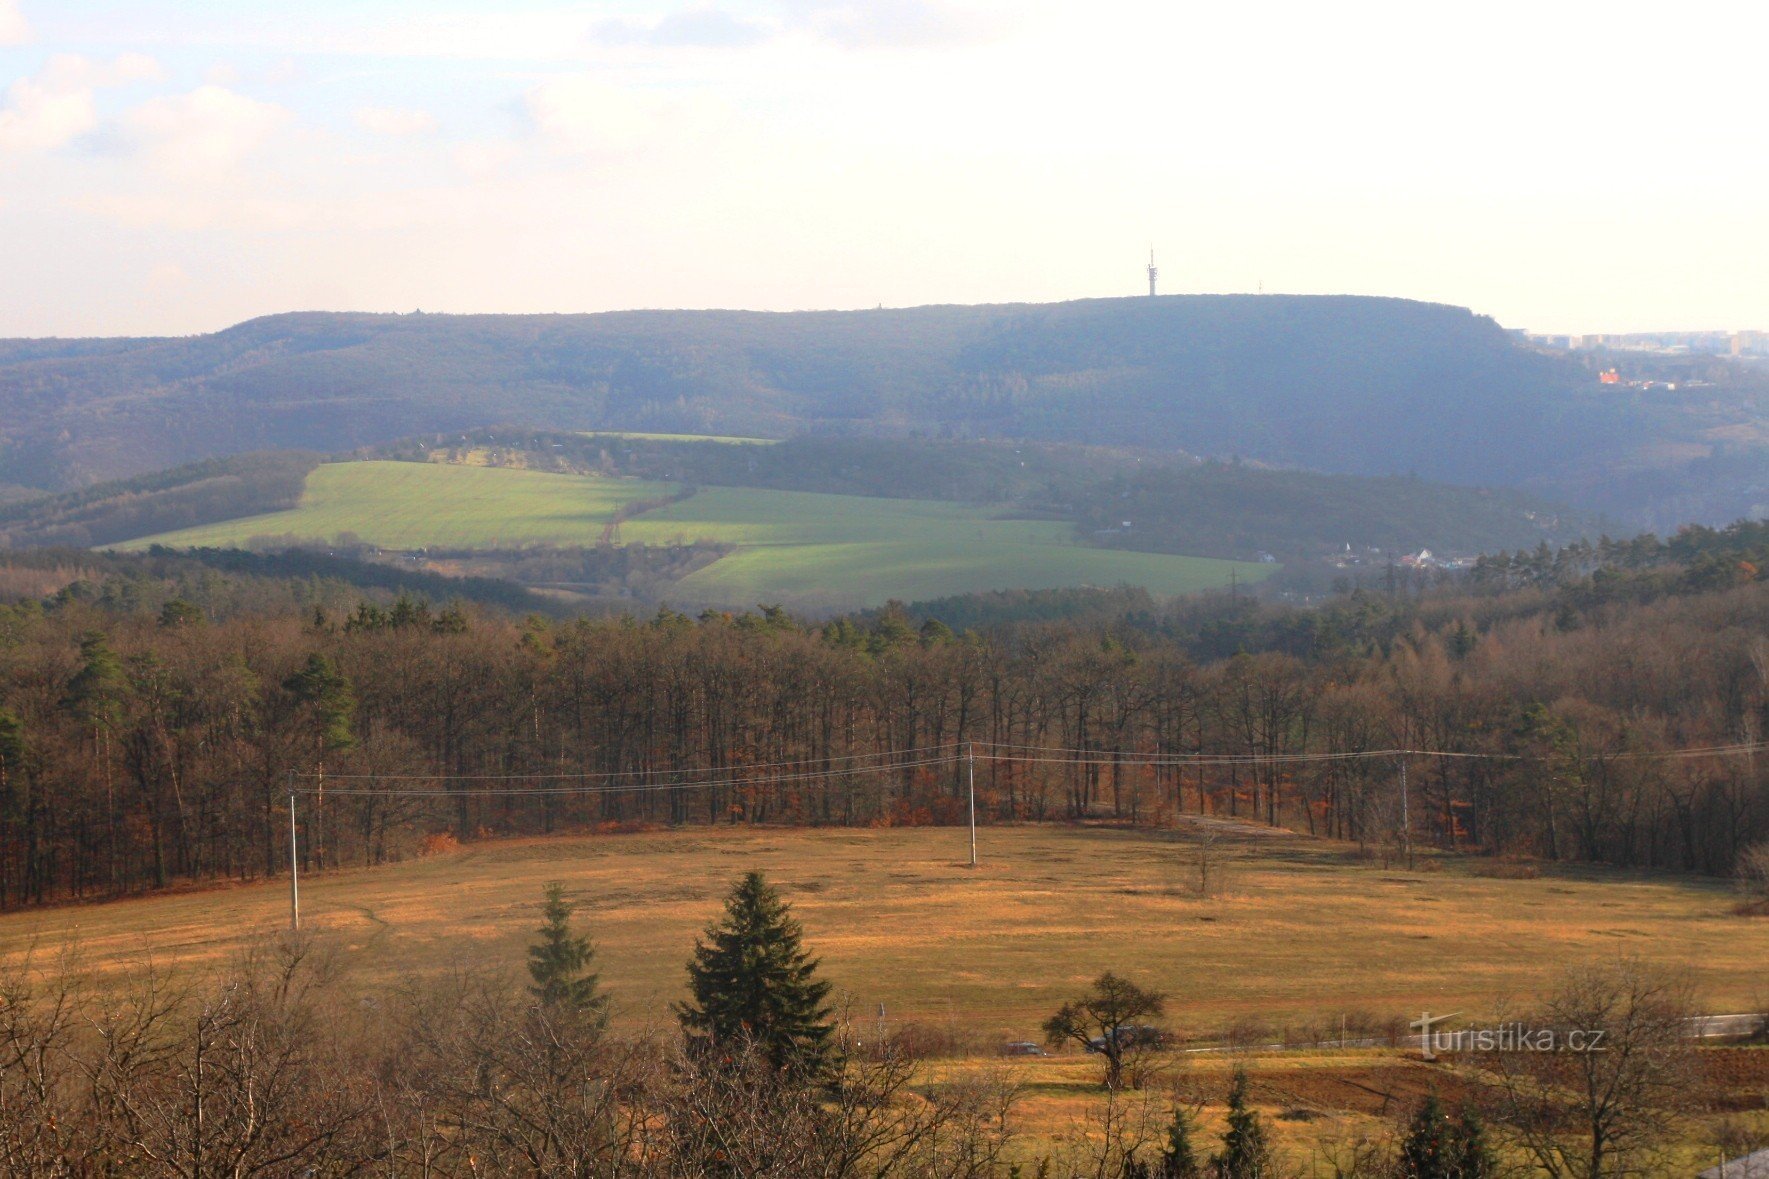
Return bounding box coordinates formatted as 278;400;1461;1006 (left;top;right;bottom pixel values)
4;823;1764;1032
4;823;1765;1171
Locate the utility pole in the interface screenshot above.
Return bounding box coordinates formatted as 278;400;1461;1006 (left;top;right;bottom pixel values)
967;742;978;868
287;772;300;931
1398;753;1413;870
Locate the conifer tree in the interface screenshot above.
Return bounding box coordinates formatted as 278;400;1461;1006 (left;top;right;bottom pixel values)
1451;1108;1496;1179
526;881;607;1021
1401;1094;1453;1178
1401;1095;1496;1179
1212;1068;1272;1179
282;653;355;755
1157;1104;1202;1178
677;870;833;1073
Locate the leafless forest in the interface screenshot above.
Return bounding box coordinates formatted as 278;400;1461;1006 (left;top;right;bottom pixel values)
2;530;1765;910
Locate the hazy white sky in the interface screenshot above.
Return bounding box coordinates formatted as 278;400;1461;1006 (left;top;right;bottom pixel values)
1;0;1765;337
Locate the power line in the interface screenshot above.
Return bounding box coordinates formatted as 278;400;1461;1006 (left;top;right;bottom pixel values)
303;754;963;797
293;740;1768;798
297;742;964;782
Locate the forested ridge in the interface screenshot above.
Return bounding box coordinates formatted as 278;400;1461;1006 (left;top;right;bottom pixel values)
7;296;1751;526
0;522;1763;909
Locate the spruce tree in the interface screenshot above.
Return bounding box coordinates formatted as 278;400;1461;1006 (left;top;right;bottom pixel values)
527;881;607;1021
1401;1094;1452;1178
1212;1068;1272;1179
1157;1104;1202;1178
1451;1108;1496;1179
677;870;833;1073
1401;1096;1495;1179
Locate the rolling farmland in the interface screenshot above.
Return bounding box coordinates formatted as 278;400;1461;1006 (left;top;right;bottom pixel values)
122;461;675;550
124;460;1272;608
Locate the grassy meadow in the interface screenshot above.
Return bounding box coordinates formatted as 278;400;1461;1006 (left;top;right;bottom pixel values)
6;824;1761;1031
6;823;1764;1170
124;460;1271;608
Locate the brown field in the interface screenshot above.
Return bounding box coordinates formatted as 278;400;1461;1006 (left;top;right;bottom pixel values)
5;823;1766;1171
5;822;1765;1031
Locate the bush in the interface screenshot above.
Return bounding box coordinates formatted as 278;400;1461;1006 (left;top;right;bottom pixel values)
1737;842;1769;900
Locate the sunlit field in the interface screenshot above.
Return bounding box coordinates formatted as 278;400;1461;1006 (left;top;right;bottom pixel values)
7;823;1761;1029
122;461;674;550
6;823;1765;1171
123;460;1272;608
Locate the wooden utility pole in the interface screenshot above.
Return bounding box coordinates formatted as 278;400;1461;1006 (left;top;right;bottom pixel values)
288;773;300;931
967;742;978;868
1399;753;1413;870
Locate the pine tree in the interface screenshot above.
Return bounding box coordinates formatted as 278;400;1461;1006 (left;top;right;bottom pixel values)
677;870;833;1073
526;881;607;1020
282;653;356;754
64;632;127;731
1401;1097;1496;1179
1158;1104;1202;1178
1401;1094;1452;1178
1212;1068;1272;1179
1451;1108;1496;1179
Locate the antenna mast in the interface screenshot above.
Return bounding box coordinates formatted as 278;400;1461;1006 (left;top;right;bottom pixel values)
1147;249;1158;297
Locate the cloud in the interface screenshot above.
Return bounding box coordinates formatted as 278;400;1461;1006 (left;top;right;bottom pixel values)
453;139;519;177
526;78;647;153
0;53;162;155
122;85;291;176
598;8;770;49
525;76;678;155
355;105;437;136
0;0;29;46
785;0;1019;48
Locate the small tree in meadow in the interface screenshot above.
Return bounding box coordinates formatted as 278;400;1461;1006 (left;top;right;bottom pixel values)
1212;1068;1272;1179
1042;972;1167;1091
1401;1094;1496;1178
527;881;607;1022
1157;1103;1202;1178
677;870;833;1074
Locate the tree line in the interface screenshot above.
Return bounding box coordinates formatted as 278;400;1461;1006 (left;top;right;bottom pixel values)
0;531;1764;909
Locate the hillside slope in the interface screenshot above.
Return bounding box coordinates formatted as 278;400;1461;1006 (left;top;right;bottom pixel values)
0;295;1747;521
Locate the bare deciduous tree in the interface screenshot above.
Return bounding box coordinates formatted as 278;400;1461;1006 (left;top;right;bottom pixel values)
1481;958;1695;1178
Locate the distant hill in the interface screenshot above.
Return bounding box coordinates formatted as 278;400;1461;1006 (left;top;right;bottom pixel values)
0;295;1757;523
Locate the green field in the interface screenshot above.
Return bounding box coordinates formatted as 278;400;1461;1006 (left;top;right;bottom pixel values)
126;461;1272;607
620;486;1269;607
123;461;674;551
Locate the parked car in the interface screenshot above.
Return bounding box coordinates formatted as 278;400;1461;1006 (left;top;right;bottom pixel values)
1001;1041;1048;1057
1085;1025;1170;1053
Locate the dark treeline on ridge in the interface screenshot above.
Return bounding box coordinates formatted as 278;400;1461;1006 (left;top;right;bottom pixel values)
0;452;321;549
0;521;1764;910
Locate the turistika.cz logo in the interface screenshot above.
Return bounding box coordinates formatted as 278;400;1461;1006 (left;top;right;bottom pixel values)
1410;1011;1607;1060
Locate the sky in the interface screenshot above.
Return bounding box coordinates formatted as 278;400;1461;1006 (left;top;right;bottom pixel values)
0;0;1766;338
